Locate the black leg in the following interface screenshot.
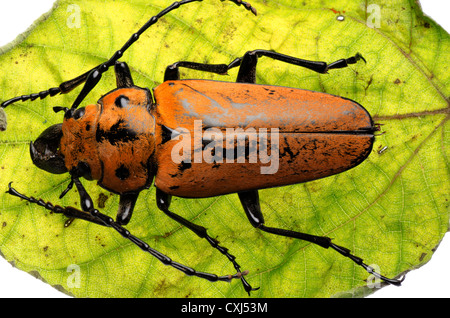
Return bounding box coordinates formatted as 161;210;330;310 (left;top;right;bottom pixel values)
114;61;135;88
6;182;247;285
164;61;236;81
234;49;366;83
156;188;258;295
116;192;139;225
238;190;404;286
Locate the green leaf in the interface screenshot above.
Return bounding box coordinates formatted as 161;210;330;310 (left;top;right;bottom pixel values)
0;0;448;298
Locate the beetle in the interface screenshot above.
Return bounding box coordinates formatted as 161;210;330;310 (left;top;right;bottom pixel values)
1;0;404;295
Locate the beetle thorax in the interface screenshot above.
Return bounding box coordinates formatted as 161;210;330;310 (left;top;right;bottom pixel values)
60;87;156;194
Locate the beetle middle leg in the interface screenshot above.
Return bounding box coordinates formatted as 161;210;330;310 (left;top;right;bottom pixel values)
238;190;404;286
156;188;258;295
234;49;366;83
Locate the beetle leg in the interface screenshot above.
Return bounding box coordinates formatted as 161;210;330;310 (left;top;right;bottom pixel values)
238;190;404;286
156;188;259;295
163;58;244;81
6;182;247;285
116;192;139;225
234;50;366;83
164;61;232;81
114;61;135;88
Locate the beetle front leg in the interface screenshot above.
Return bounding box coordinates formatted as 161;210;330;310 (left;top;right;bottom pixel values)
156;188;259;295
238;190;404;286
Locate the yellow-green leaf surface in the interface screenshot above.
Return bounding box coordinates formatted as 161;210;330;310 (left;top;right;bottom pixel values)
0;0;448;298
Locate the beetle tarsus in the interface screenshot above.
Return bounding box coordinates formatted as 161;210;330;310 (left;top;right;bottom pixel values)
329;242;404;286
326;52;366;72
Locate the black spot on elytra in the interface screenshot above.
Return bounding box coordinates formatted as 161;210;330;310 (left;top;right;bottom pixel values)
203;136;255;162
115;164;130;180
96;119;138;145
161;125;180;144
282;146;296;163
178;161;191;171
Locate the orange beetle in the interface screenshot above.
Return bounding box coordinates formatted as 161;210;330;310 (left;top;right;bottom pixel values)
2;0;403;294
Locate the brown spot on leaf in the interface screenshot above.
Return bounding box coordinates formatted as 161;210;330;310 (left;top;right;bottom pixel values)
97;193;109;209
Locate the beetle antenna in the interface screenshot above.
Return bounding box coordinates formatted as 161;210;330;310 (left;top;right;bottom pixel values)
68;0;257;110
6;182;248;287
1;0;257;110
53;106;69;114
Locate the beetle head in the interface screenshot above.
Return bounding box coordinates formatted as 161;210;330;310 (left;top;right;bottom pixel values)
30;123;68;174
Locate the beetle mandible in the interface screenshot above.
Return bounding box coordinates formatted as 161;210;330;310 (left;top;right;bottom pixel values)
1;0;404;295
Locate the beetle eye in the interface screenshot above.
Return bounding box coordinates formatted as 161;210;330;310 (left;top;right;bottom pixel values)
73;107;86;120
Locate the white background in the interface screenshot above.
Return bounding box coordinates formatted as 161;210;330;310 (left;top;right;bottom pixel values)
0;0;448;298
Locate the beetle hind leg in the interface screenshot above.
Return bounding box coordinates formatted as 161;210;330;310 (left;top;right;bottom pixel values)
238;189;404;286
234;50;366;83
